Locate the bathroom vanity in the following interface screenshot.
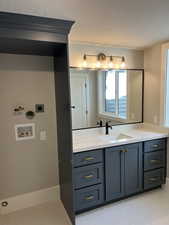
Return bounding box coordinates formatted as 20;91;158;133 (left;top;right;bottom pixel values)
70;67;168;216
73;127;168;213
1;12;168;225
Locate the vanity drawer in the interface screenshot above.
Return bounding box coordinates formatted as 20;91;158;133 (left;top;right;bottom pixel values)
144;168;165;190
73;150;103;167
144;150;165;171
75;184;104;212
74;163;103;189
144;139;166;152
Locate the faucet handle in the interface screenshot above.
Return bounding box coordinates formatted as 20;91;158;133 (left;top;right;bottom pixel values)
97;120;103;127
106;121;112;128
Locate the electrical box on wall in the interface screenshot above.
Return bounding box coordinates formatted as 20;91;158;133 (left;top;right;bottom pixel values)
35;104;44;113
13;105;25;116
15;123;35;141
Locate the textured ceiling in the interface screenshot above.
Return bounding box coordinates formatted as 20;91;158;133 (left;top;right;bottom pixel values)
1;0;169;49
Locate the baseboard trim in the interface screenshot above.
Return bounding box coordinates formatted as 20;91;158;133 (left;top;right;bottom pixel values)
1;179;169;215
0;185;60;215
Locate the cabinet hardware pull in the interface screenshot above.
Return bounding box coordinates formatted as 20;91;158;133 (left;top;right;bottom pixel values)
84;174;94;179
150;159;161;164
85;195;94;201
84;157;94;161
149;177;158;182
153;144;159;148
120;149;127;153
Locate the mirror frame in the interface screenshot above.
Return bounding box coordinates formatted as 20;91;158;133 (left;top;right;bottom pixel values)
70;67;144;130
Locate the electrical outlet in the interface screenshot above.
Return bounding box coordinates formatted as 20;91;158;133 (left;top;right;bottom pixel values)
35;104;44;113
40;131;47;141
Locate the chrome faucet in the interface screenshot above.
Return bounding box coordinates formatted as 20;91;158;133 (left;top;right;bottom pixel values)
105;121;112;135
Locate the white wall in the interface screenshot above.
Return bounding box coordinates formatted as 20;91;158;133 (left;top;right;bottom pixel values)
144;42;169;178
0;54;58;200
69;42;144;69
87;71;98;127
128;70;143;122
144;44;162;125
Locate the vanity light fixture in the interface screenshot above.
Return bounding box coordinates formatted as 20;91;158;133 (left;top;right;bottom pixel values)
108;56;114;68
82;54;87;67
82;53;126;69
121;56;126;68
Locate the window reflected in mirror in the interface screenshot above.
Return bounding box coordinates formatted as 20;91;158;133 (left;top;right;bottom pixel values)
104;70;127;119
70;68;143;130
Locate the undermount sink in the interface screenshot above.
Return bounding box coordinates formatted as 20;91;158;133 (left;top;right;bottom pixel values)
98;133;133;142
73;133;134;147
115;133;133;140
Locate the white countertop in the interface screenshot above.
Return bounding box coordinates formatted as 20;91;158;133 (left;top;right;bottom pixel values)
73;124;169;153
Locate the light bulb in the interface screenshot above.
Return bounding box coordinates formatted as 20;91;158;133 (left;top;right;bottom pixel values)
121;56;126;68
82;54;87;68
115;64;120;69
96;60;101;68
103;62;108;69
121;62;126;68
109;56;114;68
109;62;114;68
83;60;87;67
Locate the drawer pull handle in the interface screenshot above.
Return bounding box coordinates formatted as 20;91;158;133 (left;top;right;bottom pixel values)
150;159;161;164
120;149;128;153
84;174;94;179
84;157;95;161
153;144;159;148
149;177;158;182
85;195;94;201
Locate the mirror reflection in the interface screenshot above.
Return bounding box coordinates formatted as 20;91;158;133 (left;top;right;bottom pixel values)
70;68;143;130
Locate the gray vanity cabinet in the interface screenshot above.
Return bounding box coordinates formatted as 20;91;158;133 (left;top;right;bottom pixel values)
105;143;143;202
105;146;125;201
143;139;166;190
74;138;167;213
73;150;104;212
124;143;143;195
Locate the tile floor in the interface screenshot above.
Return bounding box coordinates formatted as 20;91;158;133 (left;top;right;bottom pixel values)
0;201;72;225
1;184;169;225
76;185;169;225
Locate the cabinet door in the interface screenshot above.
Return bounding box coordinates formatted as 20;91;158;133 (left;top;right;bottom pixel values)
124;143;143;195
105;146;125;201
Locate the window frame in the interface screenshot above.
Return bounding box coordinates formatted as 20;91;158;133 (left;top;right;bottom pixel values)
98;70;128;121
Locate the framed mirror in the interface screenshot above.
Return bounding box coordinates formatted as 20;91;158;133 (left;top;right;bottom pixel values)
70;68;144;130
